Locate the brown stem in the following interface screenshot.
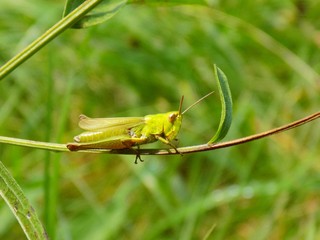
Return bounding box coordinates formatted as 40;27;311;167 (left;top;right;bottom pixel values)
102;111;320;156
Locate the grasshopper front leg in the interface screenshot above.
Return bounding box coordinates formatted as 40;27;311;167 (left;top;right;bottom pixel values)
154;135;182;156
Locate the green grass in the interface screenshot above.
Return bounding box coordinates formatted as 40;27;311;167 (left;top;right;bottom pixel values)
1;0;320;239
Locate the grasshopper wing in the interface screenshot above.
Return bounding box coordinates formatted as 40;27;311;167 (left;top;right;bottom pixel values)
78;114;144;131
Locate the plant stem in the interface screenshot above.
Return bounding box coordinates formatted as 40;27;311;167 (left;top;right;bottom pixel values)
0;136;68;152
86;111;320;155
0;111;319;155
0;0;104;81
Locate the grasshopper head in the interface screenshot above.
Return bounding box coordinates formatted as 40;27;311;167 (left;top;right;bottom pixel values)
164;111;183;141
163;94;185;141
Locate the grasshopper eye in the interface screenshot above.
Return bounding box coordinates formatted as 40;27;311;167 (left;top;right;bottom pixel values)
168;113;177;123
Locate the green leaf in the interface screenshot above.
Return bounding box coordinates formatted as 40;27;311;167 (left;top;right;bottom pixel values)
207;65;233;144
63;0;86;16
0;161;48;240
63;0;127;29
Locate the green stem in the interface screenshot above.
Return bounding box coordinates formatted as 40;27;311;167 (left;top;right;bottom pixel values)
0;136;68;152
0;0;104;81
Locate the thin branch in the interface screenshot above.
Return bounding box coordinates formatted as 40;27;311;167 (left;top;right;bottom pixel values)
0;111;319;156
0;137;68;152
108;111;320;155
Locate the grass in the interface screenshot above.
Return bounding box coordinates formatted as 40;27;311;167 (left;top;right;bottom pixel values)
0;0;320;239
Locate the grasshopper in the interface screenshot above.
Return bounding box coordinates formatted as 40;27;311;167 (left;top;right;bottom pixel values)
67;92;213;163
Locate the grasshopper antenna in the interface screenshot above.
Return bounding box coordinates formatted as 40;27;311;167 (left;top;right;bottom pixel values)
182;91;214;115
178;96;184;115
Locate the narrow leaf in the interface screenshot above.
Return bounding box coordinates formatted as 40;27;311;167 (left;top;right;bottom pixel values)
63;0;127;29
207;65;233;144
0;161;48;240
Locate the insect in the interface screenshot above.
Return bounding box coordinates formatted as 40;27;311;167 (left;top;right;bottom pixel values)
67;92;213;163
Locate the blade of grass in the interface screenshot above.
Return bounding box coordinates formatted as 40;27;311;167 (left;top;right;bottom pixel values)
0;160;48;240
44;67;78;239
43;52;56;239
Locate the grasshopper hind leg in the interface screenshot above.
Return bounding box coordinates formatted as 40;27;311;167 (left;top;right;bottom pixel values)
133;146;144;164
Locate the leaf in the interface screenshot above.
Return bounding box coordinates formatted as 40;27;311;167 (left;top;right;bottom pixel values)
62;0;207;29
207;65;233;144
63;0;86;16
63;0;127;29
0;161;48;240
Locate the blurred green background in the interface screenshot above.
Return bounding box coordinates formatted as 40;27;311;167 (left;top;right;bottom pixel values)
1;0;320;239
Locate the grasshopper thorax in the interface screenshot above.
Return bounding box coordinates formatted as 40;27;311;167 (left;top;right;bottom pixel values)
162;111;182;141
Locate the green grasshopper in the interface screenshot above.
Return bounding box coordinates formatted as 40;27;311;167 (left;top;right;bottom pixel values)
67;92;213;163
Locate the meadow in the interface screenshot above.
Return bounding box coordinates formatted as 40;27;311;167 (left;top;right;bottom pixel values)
0;0;320;239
